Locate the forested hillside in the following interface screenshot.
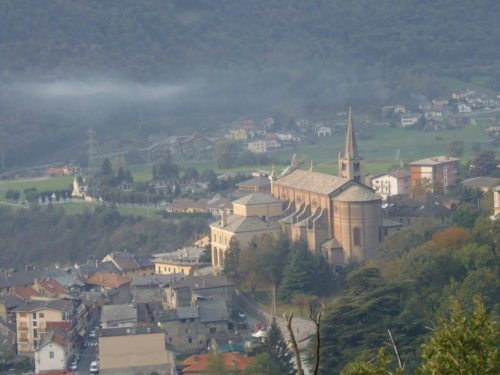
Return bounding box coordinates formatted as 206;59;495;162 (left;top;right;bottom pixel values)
0;205;208;268
1;0;499;167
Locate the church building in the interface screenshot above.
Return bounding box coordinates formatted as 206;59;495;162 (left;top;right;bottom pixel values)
210;108;386;270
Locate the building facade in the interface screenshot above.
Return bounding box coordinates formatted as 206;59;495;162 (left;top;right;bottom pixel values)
369;169;411;199
409;156;459;193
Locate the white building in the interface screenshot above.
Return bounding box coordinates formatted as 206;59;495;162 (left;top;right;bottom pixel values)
400;113;421;128
457;103;472;113
34;330;71;374
316;125;332;137
247;140;267;154
369;170;411;199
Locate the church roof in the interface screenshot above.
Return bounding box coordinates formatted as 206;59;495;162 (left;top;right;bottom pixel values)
211;215;278;233
273;169;348;195
232;192;281;206
335;185;381;202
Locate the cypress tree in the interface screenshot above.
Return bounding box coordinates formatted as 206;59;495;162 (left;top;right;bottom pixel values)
223;237;241;282
278;241;314;301
263;318;294;375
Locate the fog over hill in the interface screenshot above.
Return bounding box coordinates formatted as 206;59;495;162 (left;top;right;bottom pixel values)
1;0;499;167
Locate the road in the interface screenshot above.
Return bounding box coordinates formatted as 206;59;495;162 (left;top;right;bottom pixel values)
73;338;99;375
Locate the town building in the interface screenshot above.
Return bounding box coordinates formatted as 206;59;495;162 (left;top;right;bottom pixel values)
235;176;271;193
153;247;206;276
210;193;282;270
409;156;460;193
14;300;76;355
247;139;267;154
101;252;154;278
400;113;421;128
100;304;137;330
99;327;174;375
367;169;411;199
34;329;71;374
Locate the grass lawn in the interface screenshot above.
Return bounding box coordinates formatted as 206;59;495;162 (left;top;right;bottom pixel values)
0;176;73;193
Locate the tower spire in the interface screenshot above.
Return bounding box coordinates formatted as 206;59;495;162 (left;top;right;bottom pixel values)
344;107;358;159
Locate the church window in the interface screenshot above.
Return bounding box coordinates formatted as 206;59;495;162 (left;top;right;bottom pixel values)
353;227;361;246
354;162;360;171
342;162;346;171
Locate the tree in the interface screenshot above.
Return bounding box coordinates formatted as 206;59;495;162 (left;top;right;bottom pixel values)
153;151;179;181
263;319;294;375
213;140;239;169
448;136;464;157
278;241;314;301
469;149;497;177
342;348;404;375
243;353;280;375
223;237;241;282
99;158;113;176
451;205;479;229
419;298;499;375
207;353;228;375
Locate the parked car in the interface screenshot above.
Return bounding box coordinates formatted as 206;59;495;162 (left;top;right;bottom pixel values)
89;329;96;338
90;360;99;374
69;360;78;371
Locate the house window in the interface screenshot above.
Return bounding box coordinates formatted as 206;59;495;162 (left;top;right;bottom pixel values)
38;313;44;319
188;338;192;344
353;228;361;246
210;327;216;334
49;351;54;359
33;321;37;327
32;313;37;319
33;329;38;338
19;313;27;318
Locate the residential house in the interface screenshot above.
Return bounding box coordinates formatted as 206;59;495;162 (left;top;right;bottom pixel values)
155;296;231;354
153;247;207;276
247;140;267;154
33;280;70;299
101;252;154;278
409;156;460;193
14;300;76;355
34;329;72;374
383;194;452;226
400;113;421;128
367;169;411;199
164;275;235;312
206;195;233;216
181;352;254;374
235;176;271;193
0;295;23;322
100;304;137;330
315;125;332;137
99;327;174;375
84;272;131;304
0;269;66;295
457;103;472;113
227;129;248;141
168;198;208;213
130;274;184;304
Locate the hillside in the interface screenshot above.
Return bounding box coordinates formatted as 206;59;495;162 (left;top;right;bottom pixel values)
0;0;499;168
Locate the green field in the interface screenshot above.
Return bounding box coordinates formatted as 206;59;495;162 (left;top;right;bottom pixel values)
0;123;494;214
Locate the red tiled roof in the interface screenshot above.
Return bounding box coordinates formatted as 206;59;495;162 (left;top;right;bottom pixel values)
36;279;67;295
46;321;72;331
12;286;40;299
182;353;254;373
86;272;131;289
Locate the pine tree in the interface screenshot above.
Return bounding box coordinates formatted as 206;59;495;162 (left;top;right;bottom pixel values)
278;241;314;301
263;318;294;375
223;237;241;282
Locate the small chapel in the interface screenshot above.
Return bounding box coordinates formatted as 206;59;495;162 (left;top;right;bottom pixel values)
210;109;389;270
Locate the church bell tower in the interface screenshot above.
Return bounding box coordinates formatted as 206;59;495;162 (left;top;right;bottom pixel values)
338;107;365;182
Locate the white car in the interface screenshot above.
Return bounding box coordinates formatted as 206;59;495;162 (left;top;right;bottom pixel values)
89;329;96;338
69;361;78;371
90;360;99;374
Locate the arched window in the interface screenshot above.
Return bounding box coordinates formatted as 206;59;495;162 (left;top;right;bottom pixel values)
353;227;361;246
